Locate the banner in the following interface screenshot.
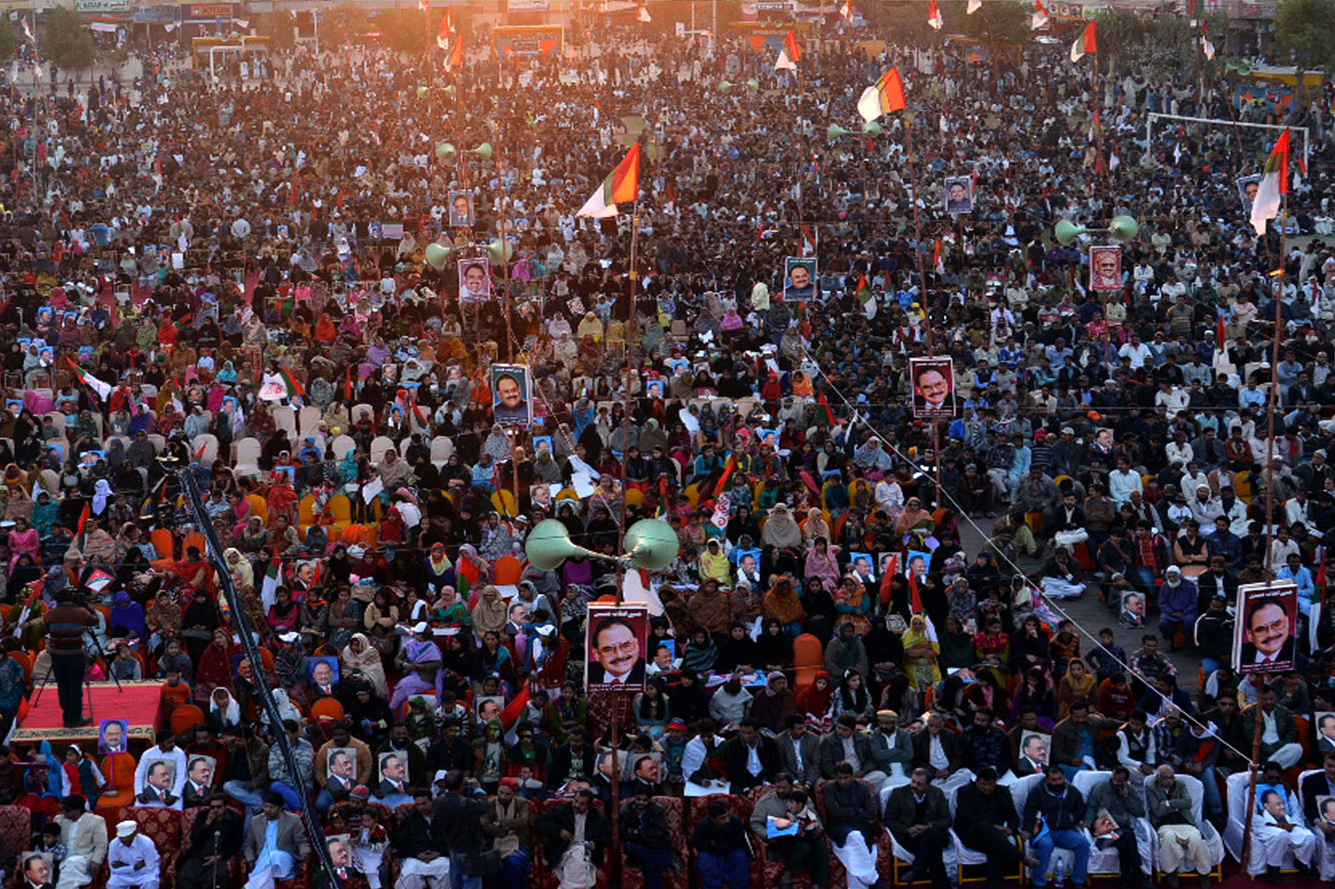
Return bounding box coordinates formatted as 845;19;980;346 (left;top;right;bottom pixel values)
75;0;131;12
493;25;563;57
909;356;957;419
585;602;648;693
1234;581;1299;674
490;363;533;428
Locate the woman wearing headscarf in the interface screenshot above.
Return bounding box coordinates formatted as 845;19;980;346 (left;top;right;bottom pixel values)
802;537;841;591
342;633;388;699
1057;657;1097;719
262;689;303;727
30;492;58;538
207;687;243;736
109;591;146;642
6;517;38;571
698;539;731;585
195;628;238;706
761;575;806;637
902;615;941;697
800;507;831;543
797;670;836;731
894;497;935;538
680;628;717;675
760;504;802;551
471;585;509;636
90;479;113;520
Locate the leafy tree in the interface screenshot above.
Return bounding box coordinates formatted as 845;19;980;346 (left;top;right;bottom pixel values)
41;6;94;70
377;8;429;54
0;16;14;63
1094;9;1144;77
256;12;296;52
962;0;1028;73
1275;0;1335;106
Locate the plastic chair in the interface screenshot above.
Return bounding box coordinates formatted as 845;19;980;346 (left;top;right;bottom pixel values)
171;704;206;737
311;697;345;725
150;528;176;562
97;752;139;814
493;555;523;586
246;494;269;524
298;495;317;526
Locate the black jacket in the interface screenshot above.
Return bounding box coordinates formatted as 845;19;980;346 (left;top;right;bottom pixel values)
692;813;750;857
1021;781;1086;833
434;791;488;854
621;798;672;851
393;811;445;859
821;778;878;845
548;743;598;791
184;806;244;863
724;735;783;794
954;782;1020;847
536;802;611;867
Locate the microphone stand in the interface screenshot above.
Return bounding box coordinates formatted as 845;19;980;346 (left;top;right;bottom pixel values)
211;828;220;889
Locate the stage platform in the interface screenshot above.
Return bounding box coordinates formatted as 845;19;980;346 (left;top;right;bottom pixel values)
13;680;161;745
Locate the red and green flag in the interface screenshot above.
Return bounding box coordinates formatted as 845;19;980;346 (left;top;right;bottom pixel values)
66;357;112;401
577;142;642;219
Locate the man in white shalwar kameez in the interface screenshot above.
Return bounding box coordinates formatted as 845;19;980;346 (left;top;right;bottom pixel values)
106;821;160;889
1253;787;1319;879
822;763;884;889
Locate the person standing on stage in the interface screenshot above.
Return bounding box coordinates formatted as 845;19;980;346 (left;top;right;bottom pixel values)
46;591;97;728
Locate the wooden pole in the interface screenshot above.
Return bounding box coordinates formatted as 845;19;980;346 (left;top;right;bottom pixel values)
1239;197;1287;876
901;116;941;508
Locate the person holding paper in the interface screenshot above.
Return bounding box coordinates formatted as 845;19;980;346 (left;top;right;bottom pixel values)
749;773;829;886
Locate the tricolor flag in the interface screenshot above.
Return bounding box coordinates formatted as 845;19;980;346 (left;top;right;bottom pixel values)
857;275;876;319
444;33;464;71
577;142;642;218
1250;127;1290;236
934;239;945;276
1031;0;1049;29
260;557;282;610
713;453;738;497
928;0;943;30
857;68;906;122
279;367;306;400
1069;20;1096;62
775;30;801;72
637;0;650;22
66;357;112;401
968;0;982;12
418;0;429;10
839;0;854;21
1201;24;1215;60
800;225;818;258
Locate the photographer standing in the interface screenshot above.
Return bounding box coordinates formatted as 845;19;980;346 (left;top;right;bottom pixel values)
47;591;97;728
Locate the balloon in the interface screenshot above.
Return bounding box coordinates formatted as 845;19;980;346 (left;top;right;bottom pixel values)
436;142;456;161
425;243;452;270
488;239;514;264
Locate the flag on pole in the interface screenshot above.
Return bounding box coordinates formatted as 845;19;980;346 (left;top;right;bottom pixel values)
1031;0;1049;29
934;239;945;275
928;0;943;30
66;357;112;401
775;30;801;72
278;367;306;400
713;453;738;497
577;142;642;218
444;33;465;71
856;274;873;304
437;17;451;50
1201;24;1215;60
345;366;355;402
839;0;854;21
856;68;906;122
1250;127;1291;236
260;557;282;610
418;0;429;10
1069;20;1096;62
1217;312;1227;345
637;0;650;22
800;225;817;258
968;0;982;12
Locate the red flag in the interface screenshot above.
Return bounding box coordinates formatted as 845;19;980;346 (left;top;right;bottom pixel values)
784;30;802;62
818;390;836;426
909;572;924;615
77;503;90;541
1217;313;1226;345
445;34;465;71
713;454;738;497
345;366;355;402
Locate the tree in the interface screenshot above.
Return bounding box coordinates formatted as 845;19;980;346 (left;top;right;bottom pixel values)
41;6;94;70
962;0;1029;74
376;9;429;54
0;16;15;63
256;12;296;52
1094;9;1145;77
1275;0;1335;108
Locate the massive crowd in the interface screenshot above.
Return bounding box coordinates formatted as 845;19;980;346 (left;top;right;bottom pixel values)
0;8;1332;889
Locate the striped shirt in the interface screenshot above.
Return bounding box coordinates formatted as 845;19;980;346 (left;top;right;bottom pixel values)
46;605;96;655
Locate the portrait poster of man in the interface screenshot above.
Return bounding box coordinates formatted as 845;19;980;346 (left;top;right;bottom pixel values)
1234;581;1299;674
458;258;491;301
909;356;957;419
183;755;216;807
326;747;359;796
377;751;410;797
490;363;533;427
475;695;505;724
783;257;816;300
585;602;648;692
1317;712;1335;754
139;758;177;803
448;190;474;227
99;719;128;754
944;176;973;214
1237;175;1261;211
309;656;340;692
326;835;360;880
1089;245;1123;292
1318;796;1335;829
18;852;53;889
1018;731;1051;775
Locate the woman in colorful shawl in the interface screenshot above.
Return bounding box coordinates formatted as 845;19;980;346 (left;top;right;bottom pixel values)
6;517;39;571
471;585;508;636
265;470;298;529
902;615;941;693
424;543;452;590
390;624;444;714
429;586;471;630
802;537;841;591
195;628;238;706
832;576;872;635
109;590;146;642
1057;656;1097;720
342;632;388;699
761;575;807;637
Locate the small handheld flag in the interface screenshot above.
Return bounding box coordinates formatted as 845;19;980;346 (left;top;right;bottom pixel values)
1031;0;1049;29
968;0;982;12
928;0;943;30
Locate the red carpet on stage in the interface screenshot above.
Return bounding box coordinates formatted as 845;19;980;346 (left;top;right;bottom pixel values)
14;680;162;745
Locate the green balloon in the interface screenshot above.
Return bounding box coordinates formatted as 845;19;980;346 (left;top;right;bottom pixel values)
425;243;451;270
488;239;514;264
416;86;429;99
436;142;456;161
719;80;733;92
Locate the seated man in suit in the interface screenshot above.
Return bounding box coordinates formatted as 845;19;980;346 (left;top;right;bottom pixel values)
20;853;54;889
724;718;782;794
243;792;311;889
775;714;821;789
912;711;968;792
955;767;1039;889
536;789;611;889
885;767;952;888
822;762;887;889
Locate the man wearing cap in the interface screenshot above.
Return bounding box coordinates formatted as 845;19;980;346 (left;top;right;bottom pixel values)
869;710;914;781
53;795;107;889
106;821;159;889
750;672;798;734
1158;566;1198;651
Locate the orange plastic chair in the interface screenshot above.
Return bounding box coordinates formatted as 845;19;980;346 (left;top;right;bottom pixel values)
181;532;206;559
170;704;206;737
97;751;138;814
298;495;317;526
8;651;32;685
792;633;825;694
246;494;269;523
150;528;175;561
311;698;345;725
493;555;523;586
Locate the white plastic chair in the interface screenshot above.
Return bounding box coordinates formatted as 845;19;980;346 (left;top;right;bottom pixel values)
297;405;322;438
146;433;166;455
1222;770;1306;876
945;780;1021;881
1071;770;1155;876
1011;773;1077;882
429;436;455;469
331;435;356;461
233;437;262;478
1143;772;1224;879
190;433;219;466
352;403;374;424
272;405;298;441
370;435;394;465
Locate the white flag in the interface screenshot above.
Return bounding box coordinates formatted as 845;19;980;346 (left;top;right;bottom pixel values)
968;0;983;11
